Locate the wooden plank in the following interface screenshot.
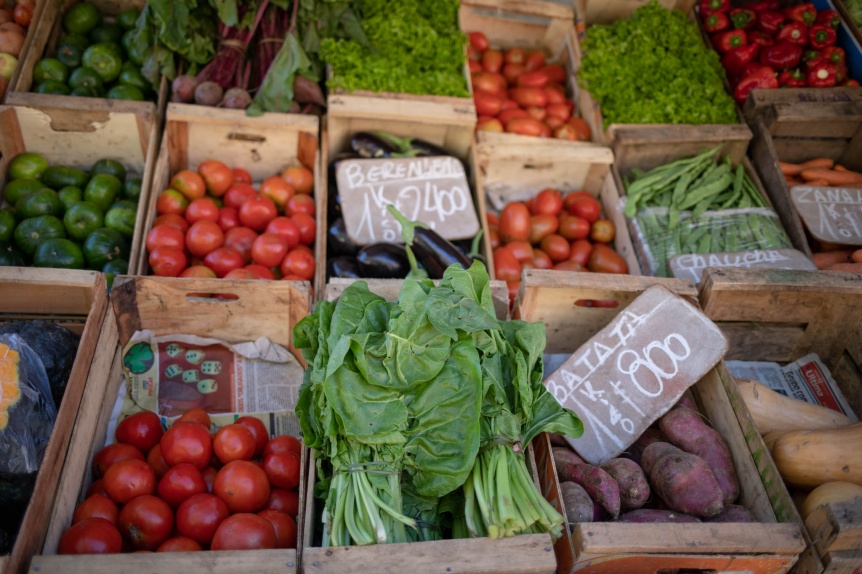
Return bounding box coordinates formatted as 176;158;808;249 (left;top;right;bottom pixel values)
717;323;805;363
29;550;297;574
804;499;862;556
3;0;49;99
744;87;862;121
821;550;862;574
576;0;695;26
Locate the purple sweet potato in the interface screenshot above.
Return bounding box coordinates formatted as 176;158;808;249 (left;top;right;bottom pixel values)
650;452;725;518
659;407;740;505
560;481;595;526
562;463;621;518
553;447;586;482
601;458;650;509
707;504;756;523
675;393;697;412
640;442;684;476
617;509;701;523
621;427;667;466
548;432;570;447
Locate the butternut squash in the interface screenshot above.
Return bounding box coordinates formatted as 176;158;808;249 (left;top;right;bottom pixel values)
762;430;786;452
735;378;851;435
772;423;862;489
801;482;862;520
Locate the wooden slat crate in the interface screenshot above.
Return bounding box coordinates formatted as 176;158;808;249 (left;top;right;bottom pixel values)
28;275;311;574
515;269;807;573
573;0;695;27
2;0;49;104
0;103;157;274
0;268;108;574
749;101;862;259
700;267;862;573
131;104;323;293
743;87;862;123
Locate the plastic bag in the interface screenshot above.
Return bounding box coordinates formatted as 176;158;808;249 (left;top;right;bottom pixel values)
629;207;793;277
0;334;58;474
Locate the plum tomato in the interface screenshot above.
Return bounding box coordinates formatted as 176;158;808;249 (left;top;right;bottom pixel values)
505;240;534;263
469;31;489;51
562;190;593;211
567;195;601;223
118;494;174;551
210;513;276;551
568;239;593;267
588;244;628;274
499;202;530;243
529;214;559;245
539;234;571;263
157;463;208;508
532;249;553;270
59;518;122;555
533;189;563;216
160;421;213;470
481;49;503;74
213;460;270;513
493;246;522;282
103;458;156;504
213;424;256;464
176;493;229;545
235;416;269;457
92;442;145;478
558;215;591;241
186;220;224;258
116;411;164;454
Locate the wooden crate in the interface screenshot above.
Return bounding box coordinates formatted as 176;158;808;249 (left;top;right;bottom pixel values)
132;103;323;292
700;267;862;573
28;275;311;574
515;269;807;574
744;87;862;123
2;0;49;104
0;103;157;274
0;268;108;574
749;101;862;259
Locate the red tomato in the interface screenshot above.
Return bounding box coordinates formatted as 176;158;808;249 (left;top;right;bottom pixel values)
497;108;529;124
499;202;531;243
542;64;567;84
118;495;174;551
217;206;240;232
471;71;506;95
147;444;171;480
558;215;591;240
176;493;229;545
285;194;315;218
502;64;525;84
171;170;206;202
158;463;208;508
488;225;500;249
149;247;187;277
544;89;569;108
257;509;297;549
545;115;566;130
244;264;275;280
504;48;525;65
92;442;145;478
505;117;545;137
211;513;276;551
279;249;315;281
185;198;219;225
263;435;302;459
12;4;33;26
588;244;628;274
525;106;546;122
590;219;615;243
186;220;225;258
508;87;547;108
232;168;252;185
546;103;572;121
568;239;593;267
486;212;499;226
224;269;257;280
493;247;522;282
116;411;164;454
516;70;550;88
468;59;482;73
568;117;592;142
224;183;257;210
540;234;571;262
474;93;503;117
160;422;213;470
481;49;503;73
562;191;593;211
197;160;233;197
72;494;118;526
554;260;584;272
262;452;300;490
146;225;185;254
202;468;218;493
266;488;299;517
59;518;122;555
235;416;269;457
281;166;314;195
505;240;534;263
568;196;601;223
469;31;489;51
177;408;211;429
224;227;258;264
553;124;577;141
103;459;156;504
260;176;295;211
534;189;563;216
213;460;271;513
87;479;108;498
239;194;278;231
157;536;202;552
529;214;559;245
524;51;547;71
204;247;246;278
476;117;504;132
532;249;553;269
156;189;189;216
213;424;257;464
153;213;189;233
265;217;300;250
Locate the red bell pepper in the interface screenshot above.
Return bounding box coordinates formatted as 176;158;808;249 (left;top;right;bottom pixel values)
749;31;775;47
746;1;781;11
730;8;757;29
714;29;748;54
845;79;861;87
722;43;761;76
821;46;846;65
807;62;838;87
836;63;848;83
815;9;841;29
740;62;772;79
784;3;816;25
704;11;731;33
760;42;803;70
734;67;778;103
757;11;785;35
809;24;837;50
776;22;808;46
699;0;730;14
803;49;823;70
778;69;807;87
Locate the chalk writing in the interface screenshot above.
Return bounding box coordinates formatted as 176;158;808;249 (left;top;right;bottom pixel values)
669;249;816;283
792;186;862;246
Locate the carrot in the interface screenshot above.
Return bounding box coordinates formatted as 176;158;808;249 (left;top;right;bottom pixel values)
852;249;862;263
804;179;830;187
826;262;862;273
834;164;848;172
813;250;853;269
799;158;835;170
800;169;862;186
780;161;803;176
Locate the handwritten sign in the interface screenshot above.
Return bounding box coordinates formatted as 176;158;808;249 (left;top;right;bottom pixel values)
791;186;862;246
669;249;816;283
336;157;480;245
544;285;729;465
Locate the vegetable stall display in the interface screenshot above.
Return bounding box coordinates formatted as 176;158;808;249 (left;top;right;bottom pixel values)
0;0;35;100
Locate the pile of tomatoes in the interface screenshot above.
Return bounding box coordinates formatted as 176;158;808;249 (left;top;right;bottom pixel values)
491;189;629;298
148;160;316;281
59;409;301;554
468;32;591;141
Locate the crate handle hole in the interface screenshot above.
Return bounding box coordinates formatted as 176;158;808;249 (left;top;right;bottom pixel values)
656;570;717;574
228;133;266;143
574;299;619;309
185;293;240;302
524;162;554;170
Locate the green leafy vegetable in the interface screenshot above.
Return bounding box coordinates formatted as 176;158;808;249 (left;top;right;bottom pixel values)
247;32;319;116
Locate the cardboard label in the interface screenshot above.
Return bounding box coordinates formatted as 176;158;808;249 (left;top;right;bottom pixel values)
336;157;480;245
544;285;729;465
669;249;817;283
791;185;862;246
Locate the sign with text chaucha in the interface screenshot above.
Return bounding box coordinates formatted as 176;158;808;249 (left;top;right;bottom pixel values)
336;157;480;245
544;285;729;465
791;185;862;246
669;248;816;283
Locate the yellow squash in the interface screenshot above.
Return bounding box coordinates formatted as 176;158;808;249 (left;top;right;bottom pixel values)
772;423;862;489
801;482;862;520
735;378;851;435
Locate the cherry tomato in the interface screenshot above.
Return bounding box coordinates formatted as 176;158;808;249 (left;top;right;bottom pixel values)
499;202;531;243
533;189;563;216
493;246;522;282
262;452;300;489
568;196;602;223
204;246;246;278
232;168;252;185
177;408;211;429
211;513;276;551
156;189;189;216
504;48;525;65
235;416;269;457
224;227;258;264
524;51;547;71
59;518;122;555
118;494;174;551
72;494;118;526
87;479;108;498
157;536;202;552
257;509;297;549
481;49;503;74
186;220;224;258
280;248;315;281
505;240;534;262
239;194;278;231
540;234;571;263
149;247;187;277
147;444;171;480
260;176;295;211
197;160;233;197
224;183;256;210
217;206;240;232
263;435;302;459
92;442;145;478
185;198;219;225
588;244;628;274
213;424;257;464
285;194;316;218
529;214;559;245
265;217;300;250
153;213;189;233
590;219;615;243
116;411;164;454
532;249;553;269
558;215;591;240
244;264;275;280
568;239;593;267
214;460;271;513
266;488;299;517
282;166;314;195
469;31;489;51
103;458;156;504
146;225;184;254
160;422;213;470
171;170;206;202
176;493;229;545
158;463;208;508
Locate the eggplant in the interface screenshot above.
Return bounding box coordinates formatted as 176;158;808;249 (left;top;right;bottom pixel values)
406;137;450;157
328;218;361;257
327;257;362;279
356;243;410;278
387;206;472;279
350;133;398;158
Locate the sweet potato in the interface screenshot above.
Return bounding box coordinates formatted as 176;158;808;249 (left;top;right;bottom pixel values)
560;481;595;526
553;447;586;483
813;250;853;269
617;509;700;523
548;433;570;447
650;452;725;518
622;427;667;466
640;442;684;476
660;407;740;505
707;504;756;523
562;463;621;518
601;458;650;510
675;394;697;412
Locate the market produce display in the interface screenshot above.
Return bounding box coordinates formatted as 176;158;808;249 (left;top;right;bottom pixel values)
698;0;860;102
57;408;301;554
844;0;862;27
295;262;583;545
0;0;33;100
467;31;591;141
1;152;140;281
149;160;315;280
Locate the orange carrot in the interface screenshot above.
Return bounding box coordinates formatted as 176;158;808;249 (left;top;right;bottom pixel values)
804;179;830;187
852;249;862;263
800;169;862;185
780;161;803;176
785;177;804;187
834;164;848;172
826;262;862;273
813;250;853;270
798;158;835;170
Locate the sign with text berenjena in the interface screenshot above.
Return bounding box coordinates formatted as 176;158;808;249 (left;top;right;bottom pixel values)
543;285;729;465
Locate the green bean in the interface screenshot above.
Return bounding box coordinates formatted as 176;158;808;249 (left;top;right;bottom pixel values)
678;173;734;210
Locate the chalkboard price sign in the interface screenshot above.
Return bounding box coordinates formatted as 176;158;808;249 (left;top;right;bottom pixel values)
336;157;480;245
791;185;862;246
544;285;729;465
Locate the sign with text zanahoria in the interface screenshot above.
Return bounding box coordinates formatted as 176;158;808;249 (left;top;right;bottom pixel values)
669;249;816;283
336;157;480;245
791;185;862;246
544;285;729;465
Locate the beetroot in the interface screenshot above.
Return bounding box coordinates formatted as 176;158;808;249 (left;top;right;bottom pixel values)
172;75;199;103
617;509;701;523
601;458;650;510
294;75;325;107
640;442;684;476
195;81;224;106
221;88;252;109
650;452;725;518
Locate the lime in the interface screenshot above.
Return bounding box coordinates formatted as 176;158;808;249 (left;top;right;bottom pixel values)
58;186;83;211
8;153;49;181
105;201;136;238
89;24;123;45
16;188;63;220
56;39;85;68
123;178;142;201
0;209;15;244
91;159;126;182
63;2;102;35
117;8;140;30
107;84;144;101
64;201;104;241
118;66;148;91
82;42;123;83
69;66;103;92
83;227;128;269
33;58;70;84
84;173;122;210
35;238;85;269
3;179;45;205
35;81;71;95
70;86;101;98
14;215;67;257
42;166;89;190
